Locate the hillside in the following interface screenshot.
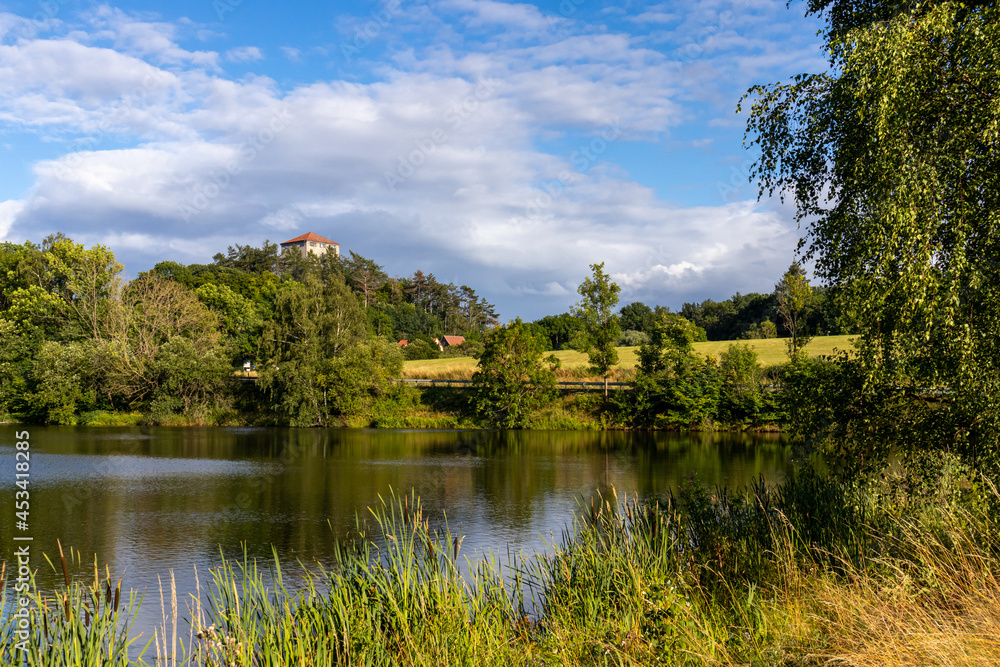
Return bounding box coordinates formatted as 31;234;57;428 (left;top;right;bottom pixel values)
402;334;855;380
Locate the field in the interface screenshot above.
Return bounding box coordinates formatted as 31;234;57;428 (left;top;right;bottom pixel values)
402;334;855;379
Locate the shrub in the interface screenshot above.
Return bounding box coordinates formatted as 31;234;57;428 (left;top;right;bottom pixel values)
719;343;767;424
618;329;650;346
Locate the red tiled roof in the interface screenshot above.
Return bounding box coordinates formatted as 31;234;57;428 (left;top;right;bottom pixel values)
280;232;340;246
441;336;466;346
397;340;409;347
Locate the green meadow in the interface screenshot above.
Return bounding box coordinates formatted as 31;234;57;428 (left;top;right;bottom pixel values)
403;334;855;379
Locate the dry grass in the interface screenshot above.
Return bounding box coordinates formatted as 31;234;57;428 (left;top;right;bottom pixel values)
402;335;856;379
6;478;999;666
803;535;1000;664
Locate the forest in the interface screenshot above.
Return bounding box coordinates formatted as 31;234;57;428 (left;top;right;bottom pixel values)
0;233;846;429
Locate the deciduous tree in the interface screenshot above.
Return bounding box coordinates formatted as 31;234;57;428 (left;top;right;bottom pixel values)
572;263;621;398
257;276;369;426
471;319;558;429
774;263;813;358
743;0;1000;472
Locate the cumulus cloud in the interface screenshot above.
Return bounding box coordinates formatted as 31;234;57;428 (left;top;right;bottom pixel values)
84;6;218;67
437;0;553;31
0;200;24;239
0;1;818;318
225;46;263;63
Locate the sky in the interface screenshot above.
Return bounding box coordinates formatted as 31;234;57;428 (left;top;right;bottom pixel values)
0;0;827;320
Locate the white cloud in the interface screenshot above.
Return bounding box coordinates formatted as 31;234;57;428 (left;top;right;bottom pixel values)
0;0;820;317
225;46;263;63
84;6;218;67
628;11;679;25
437;0;552;31
0;200;24;239
0;39;171;111
280;46;302;62
259;208;302;230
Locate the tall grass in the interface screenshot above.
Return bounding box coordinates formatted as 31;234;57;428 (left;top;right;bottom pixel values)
0;541;149;667
3;474;1000;665
181;491;531;666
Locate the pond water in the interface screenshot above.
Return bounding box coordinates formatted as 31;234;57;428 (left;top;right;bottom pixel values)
0;425;791;642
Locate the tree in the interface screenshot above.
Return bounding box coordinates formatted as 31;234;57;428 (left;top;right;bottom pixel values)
774;263;813;358
28;341;97;424
637;311;699;375
0;318;40;416
628;311;722;429
471;319;558;429
572;263;622;398
402;337;440;361
342;251;387;308
257;276;369;426
321;338;403;417
99;276;223;407
37;237;123;341
533;313;583;351
619;302;656;335
743;0;1000;472
213;241;280;274
719;343;767;424
149;336;233;420
194;283;264;364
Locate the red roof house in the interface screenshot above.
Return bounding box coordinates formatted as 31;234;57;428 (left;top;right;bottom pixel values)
280;232;340;258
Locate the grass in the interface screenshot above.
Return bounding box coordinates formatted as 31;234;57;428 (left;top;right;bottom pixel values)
78;411;146;427
0;541;147;666
5;469;999;666
403;334;856;380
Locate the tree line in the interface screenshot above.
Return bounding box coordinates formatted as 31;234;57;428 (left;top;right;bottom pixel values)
530;261;851;353
0;235;498;426
470;263;811;430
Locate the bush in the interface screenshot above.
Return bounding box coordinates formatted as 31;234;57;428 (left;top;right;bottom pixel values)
719;343;767;424
471;319;558;428
27;341;98;424
617;329;650;346
403;337;440;360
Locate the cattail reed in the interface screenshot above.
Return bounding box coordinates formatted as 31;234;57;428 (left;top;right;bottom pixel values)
57;539;70;587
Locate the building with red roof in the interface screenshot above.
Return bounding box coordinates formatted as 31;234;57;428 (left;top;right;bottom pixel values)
280;232;340;258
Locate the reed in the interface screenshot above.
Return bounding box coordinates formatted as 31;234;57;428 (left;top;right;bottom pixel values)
3;475;999;665
0;542;149;667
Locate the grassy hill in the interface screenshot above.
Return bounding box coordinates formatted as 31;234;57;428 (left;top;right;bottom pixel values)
402;334;855;380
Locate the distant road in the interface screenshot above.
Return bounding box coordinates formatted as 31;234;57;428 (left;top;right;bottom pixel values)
394;378;631;389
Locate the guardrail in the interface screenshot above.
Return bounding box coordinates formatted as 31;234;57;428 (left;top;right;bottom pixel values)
236;376;630;389
394;378;631;389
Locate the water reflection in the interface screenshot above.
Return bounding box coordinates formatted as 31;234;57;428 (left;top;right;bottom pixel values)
0;426;789;635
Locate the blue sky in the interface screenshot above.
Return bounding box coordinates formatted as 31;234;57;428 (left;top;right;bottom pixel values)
0;0;825;319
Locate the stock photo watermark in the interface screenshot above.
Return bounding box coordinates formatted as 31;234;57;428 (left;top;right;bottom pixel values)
56;71;173;177
178;105;293;221
15;0;71;39
715;158;754;203
384;78;503;192
522;118;625;220
213;0;244;21
340;0;405;61
11;429;32;654
546;0;587;25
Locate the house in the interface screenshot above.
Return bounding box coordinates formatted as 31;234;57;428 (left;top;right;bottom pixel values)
280;232;340;258
398;337;464;351
440;336;466;348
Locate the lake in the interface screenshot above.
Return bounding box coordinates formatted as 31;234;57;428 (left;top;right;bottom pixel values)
0;425;791;641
